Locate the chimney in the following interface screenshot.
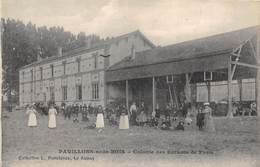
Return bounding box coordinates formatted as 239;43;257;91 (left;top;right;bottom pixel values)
131;44;136;59
58;47;63;57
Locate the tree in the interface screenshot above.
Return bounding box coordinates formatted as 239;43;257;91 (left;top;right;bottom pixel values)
1;18;102;107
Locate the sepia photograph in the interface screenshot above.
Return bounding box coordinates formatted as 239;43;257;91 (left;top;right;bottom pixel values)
1;0;260;167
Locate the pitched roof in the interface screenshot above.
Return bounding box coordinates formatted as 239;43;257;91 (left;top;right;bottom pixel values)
63;30;155;56
19;30;155;70
108;26;259;71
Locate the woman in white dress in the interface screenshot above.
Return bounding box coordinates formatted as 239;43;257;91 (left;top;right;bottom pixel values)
119;105;129;129
203;103;215;132
26;105;37;127
96;105;105;128
48;104;57;129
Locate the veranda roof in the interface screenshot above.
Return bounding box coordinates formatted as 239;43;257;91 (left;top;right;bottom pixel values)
106;26;259;82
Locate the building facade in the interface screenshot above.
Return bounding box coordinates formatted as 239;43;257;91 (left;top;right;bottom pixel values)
18;31;155;107
106;26;259;114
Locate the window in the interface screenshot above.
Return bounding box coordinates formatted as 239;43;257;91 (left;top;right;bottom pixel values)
62;86;67;101
31;83;33;93
50;87;55;101
166;75;173;83
22;84;24;93
50;65;54;77
92;52;98;69
76;85;82;100
40;67;43;80
22;71;25;81
62;61;66;75
204;72;213;81
94;55;98;69
92;83;99;100
30;69;33;81
76;58;81;72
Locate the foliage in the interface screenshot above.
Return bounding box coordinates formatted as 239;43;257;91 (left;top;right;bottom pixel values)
1;18;101;101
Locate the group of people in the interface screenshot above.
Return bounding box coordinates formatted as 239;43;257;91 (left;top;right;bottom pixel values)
60;103;94;122
126;101;215;132
196;102;215;132
231;102;257;117
26;103;57;129
26;100;216;132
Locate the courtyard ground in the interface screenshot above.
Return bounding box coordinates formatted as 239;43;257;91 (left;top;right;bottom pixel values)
1;109;260;167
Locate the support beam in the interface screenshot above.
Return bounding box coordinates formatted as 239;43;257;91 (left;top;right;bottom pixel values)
185;73;192;103
249;40;257;59
168;85;174;106
231;61;259;69
256;29;260;116
152;77;156;112
104;82;108;108
238;79;242;102
126;80;129;115
231;64;237;81
228;56;233;118
206;81;211;102
172;84;179;109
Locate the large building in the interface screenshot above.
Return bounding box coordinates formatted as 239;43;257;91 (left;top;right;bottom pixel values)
106;26;259;115
18;31;155;106
18;26;259;115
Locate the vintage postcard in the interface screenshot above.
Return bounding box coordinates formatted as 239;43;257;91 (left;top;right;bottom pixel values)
1;0;260;166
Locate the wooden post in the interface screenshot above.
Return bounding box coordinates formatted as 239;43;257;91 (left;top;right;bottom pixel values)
152;77;156;112
228;56;233;117
104;81;108;108
126;80;129;115
238;79;242;102
185;73;192;103
206;81;211;102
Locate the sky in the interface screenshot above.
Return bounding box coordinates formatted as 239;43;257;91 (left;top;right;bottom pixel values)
1;0;260;46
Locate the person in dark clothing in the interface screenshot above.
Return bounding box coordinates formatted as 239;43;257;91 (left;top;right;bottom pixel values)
196;107;205;130
140;102;146;114
161;116;171;130
65;105;71;120
79;104;83;116
108;107;117;126
130;102;138;126
182;102;190;117
88;104;93;115
175;121;185;131
165;103;171;118
61;103;66;119
82;104;89;121
75;104;79;117
72;104;79;123
115;105;121;118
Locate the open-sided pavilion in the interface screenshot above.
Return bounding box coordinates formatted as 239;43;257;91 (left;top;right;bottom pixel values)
105;26;260;116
